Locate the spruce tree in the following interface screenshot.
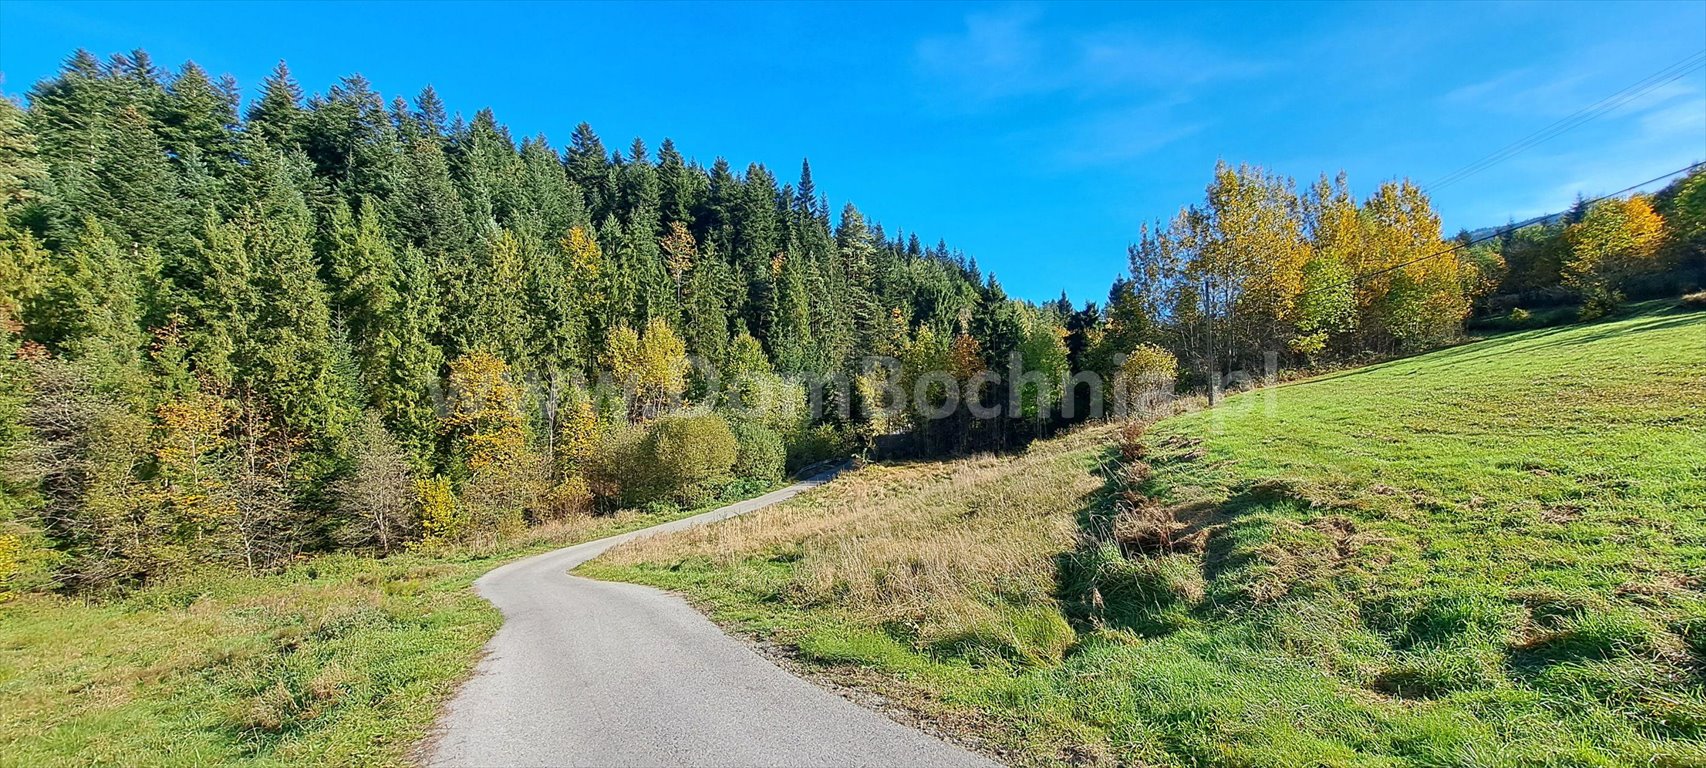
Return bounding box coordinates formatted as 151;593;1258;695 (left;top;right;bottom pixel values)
246;61;304;149
159;62;239;178
566;122;611;221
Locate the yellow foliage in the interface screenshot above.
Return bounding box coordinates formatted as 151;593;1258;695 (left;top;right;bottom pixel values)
557;397;604;472
543;475;594;519
1565;195;1666;311
603;318;688;419
0;532;20;601
659;221;696;286
152;392;236;526
561;225;606;309
413;475;462;547
446;351;529;472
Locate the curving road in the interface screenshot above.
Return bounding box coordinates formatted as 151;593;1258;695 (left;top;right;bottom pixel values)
423;467;994;768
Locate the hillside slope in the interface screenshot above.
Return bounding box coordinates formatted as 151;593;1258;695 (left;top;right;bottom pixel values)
587;303;1706;766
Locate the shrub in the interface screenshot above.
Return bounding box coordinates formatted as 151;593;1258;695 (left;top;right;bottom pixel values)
785;423;850;470
412;475;463;548
1577;288;1621;321
641;413;738;506
1115;344;1178;416
539;475;594;520
584;424;639;505
0;533;19;601
728;419;785;485
1508;307;1533;324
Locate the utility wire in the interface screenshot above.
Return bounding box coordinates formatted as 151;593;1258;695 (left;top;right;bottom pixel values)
1300;161;1704;298
1426;51;1706;192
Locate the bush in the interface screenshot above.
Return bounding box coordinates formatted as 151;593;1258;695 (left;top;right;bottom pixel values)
584;424;650;506
1115;344;1178;416
1508;307;1533;324
539;475;594;520
641;413;738;506
785;423;850;470
728;419;786;485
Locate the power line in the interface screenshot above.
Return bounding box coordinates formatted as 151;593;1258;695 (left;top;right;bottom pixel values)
1426;50;1706;193
1301;161;1703;298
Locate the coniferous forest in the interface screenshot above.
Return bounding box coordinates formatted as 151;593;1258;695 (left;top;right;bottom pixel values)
0;50;1701;595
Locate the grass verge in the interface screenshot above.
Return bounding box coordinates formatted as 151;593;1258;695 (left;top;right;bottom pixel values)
0;506;715;767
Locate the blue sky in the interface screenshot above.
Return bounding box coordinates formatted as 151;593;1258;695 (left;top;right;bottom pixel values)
2;1;1703;303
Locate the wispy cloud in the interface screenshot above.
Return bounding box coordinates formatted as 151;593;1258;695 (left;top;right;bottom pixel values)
1453;84;1705;223
915;6;1268;105
913;6;1267;164
1441;67;1591;115
1432;54;1706;224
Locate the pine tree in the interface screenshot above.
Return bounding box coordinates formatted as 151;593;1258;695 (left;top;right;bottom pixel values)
91;104;184;257
834;203;880;348
324;197;399;395
241;154;343;440
382;245;444;463
794;158;818;219
26;218;146;373
413;85;448;139
302;74;398;203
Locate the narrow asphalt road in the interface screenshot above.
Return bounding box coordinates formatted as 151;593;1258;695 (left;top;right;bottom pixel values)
423;467;995;768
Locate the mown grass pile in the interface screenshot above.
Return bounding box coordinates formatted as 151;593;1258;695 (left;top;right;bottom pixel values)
587;302;1706;766
0;508;707;766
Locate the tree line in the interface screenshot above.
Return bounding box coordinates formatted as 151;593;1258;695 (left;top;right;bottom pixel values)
0;49;1700;594
1094;161;1703;386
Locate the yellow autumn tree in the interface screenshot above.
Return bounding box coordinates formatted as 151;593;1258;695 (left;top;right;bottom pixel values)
1360;180;1465;350
1565;195;1665;318
1184;162;1311;365
151;391;236;542
561;225;606;359
603;318;688;419
659;221;696;299
543;392;602;518
446;351;535;540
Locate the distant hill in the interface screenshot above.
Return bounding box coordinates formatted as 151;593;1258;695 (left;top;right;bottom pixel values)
1461;208;1568;241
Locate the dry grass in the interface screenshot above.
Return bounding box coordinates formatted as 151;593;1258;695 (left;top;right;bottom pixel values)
599;425;1111;655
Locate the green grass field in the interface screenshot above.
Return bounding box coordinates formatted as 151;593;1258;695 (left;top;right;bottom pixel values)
0;508;713;767
588;302;1706;766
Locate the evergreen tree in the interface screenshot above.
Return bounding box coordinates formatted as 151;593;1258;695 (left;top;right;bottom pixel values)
158;62;240;178
246;61;304;149
566;122;611;221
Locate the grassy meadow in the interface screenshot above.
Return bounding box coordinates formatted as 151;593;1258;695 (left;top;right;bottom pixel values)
586;302;1706;766
0;508;714;767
